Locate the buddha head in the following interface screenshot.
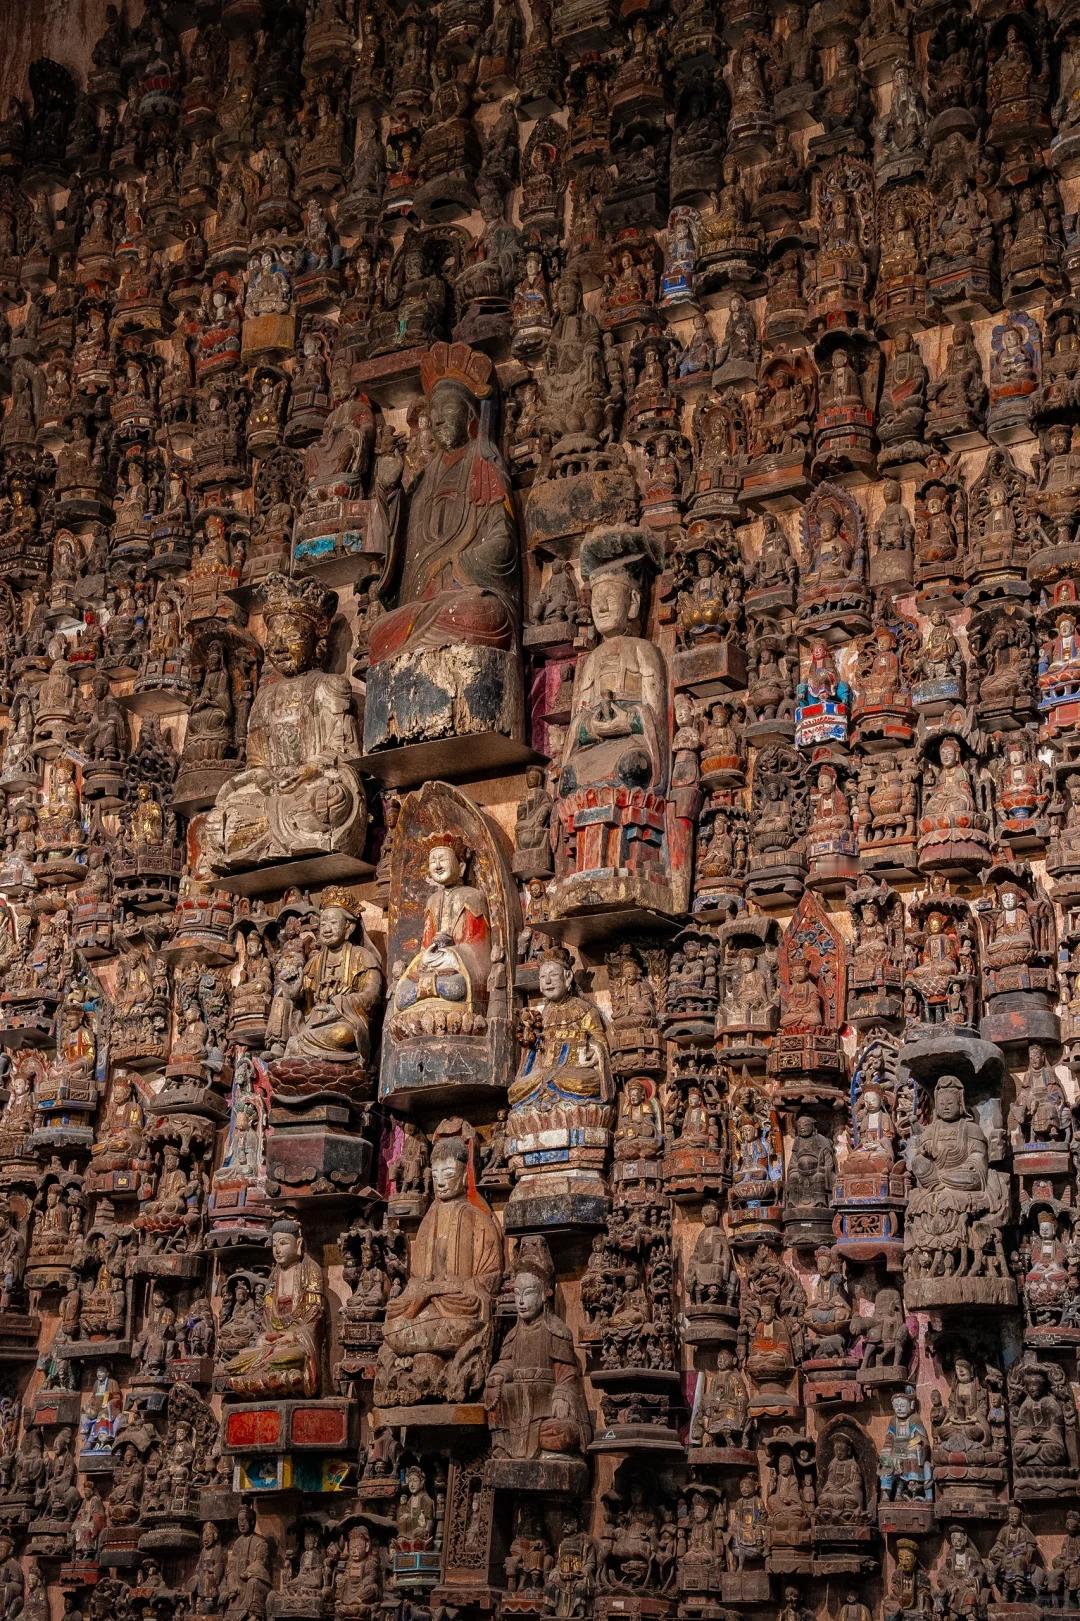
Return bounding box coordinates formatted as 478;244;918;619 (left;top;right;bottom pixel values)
430;1130;469;1201
554;273;582;321
270;1218;303;1268
429;383;472;453
814;1243;839;1281
581;526;661;640
421;340;494;455
933;1073;967;1123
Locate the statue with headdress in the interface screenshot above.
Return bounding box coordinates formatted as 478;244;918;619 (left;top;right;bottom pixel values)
504;943;613;1233
380;780;518;1107
271;886;382;1076
375;1119;503;1408
484;1234;591;1489
221;1217;325;1397
389;829;492;1038
203;573;367;881
560;525;667;799
552;524;690;919
364;339;524;760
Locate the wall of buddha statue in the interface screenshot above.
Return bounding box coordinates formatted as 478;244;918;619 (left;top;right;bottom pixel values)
0;3;1075;1621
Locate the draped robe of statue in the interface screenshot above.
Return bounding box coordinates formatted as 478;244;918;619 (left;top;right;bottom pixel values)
369;436;518;668
908;1115;990;1242
508;992;610;1113
486;1309;589;1459
560;633;668;797
223;1522;272;1620
380;1182;502;1401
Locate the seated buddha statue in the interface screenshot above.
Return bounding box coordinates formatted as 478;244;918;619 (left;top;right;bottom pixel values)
0;1066;33;1159
37;758;83;860
779;960;824;1030
375;1125;503;1406
536;273;606;445
45;996;97;1099
389;834;492;1039
508;946;612;1123
28;1182;77;1271
135;1144;199;1251
276;889;383;1073
730;1107;780;1215
921;736;980;826
746;1295;801;1392
613;1076;662;1162
858;626;905;709
1043;613;1080;687
89;1072;146;1176
505;950;612;1221
809;764;852;842
1023;1208;1073;1324
930;1356;997;1461
222;1219;324;1397
905;1075;1010;1293
203;573;367;877
845;1081;897;1174
817;1436;868;1524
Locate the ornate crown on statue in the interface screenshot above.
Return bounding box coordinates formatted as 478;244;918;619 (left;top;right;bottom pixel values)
257;572;337;635
420;340;494;403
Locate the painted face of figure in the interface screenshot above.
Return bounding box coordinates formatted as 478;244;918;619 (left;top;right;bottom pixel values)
428;844;462;888
265;614;314;678
590;570;636;638
538;958;571;1002
271;1227;300;1266
514;1270;546;1322
428;384;471;452
935;1079;964;1123
431;1148;467;1201
318;905;351;947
